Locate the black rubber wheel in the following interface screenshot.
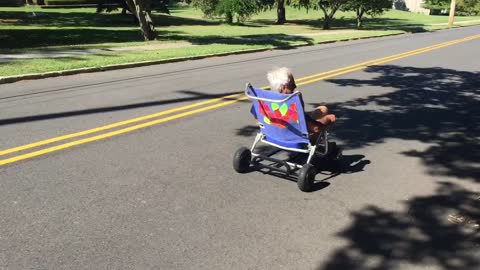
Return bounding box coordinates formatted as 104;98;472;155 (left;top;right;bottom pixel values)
233;147;252;173
297;164;317;192
332;147;343;161
328;141;337;153
328;142;342;161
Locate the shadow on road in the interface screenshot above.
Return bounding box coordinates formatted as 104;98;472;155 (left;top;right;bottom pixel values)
308;65;480;269
234;140;370;192
312;65;480;182
317;182;480;270
0;90;246;126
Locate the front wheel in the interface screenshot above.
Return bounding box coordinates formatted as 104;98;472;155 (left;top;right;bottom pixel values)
297;164;316;192
233;147;251;173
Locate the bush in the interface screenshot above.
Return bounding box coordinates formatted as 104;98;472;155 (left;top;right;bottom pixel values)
191;0;261;24
215;0;260;23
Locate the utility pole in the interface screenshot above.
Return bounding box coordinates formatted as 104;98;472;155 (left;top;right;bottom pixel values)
448;0;456;25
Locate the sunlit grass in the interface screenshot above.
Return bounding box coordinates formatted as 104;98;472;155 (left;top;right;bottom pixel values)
0;5;479;77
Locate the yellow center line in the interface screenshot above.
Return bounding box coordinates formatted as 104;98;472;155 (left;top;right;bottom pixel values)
0;93;242;156
297;34;480;86
295;37;466;82
0;96;246;166
1;34;479;166
297;35;480;86
1;35;476;157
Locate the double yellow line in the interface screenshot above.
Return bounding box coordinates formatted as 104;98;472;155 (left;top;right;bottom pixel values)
1;34;479;166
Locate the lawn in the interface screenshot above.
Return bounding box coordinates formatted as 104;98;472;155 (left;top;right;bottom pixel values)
1;5;479;77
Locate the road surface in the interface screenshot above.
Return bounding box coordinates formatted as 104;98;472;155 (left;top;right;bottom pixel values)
0;26;479;270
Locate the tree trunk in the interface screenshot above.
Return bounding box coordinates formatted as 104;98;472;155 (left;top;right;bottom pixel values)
356;17;363;28
276;0;286;24
120;0;130;15
356;8;364;28
320;5;339;30
320;6;330;29
125;0;157;41
323;17;331;30
96;3;104;13
225;11;233;24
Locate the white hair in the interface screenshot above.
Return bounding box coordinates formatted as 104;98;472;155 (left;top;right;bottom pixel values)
267;67;292;92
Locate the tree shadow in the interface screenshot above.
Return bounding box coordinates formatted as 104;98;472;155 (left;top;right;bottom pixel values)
1;24;312;52
268;17;428;33
0;9;213;50
0;90;246;126
160;33;314;48
0;10;136;28
313;65;480;182
0;28;149;50
301;64;480;270
317;182;480;270
151;13;220;26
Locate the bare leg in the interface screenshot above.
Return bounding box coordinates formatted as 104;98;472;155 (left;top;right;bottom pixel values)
319;114;336;127
306;105;337;144
307;105;336;132
309;105;329;120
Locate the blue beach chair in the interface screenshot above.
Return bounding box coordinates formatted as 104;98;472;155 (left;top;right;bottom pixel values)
233;83;342;192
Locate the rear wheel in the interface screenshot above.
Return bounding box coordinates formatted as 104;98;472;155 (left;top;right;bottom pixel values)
328;144;343;172
331;147;343;161
233;147;251;173
328;142;342;161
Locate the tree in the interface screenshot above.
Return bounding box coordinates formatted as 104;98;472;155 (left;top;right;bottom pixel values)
125;0;157;40
342;0;392;28
96;0;158;40
217;0;261;23
276;0;287;24
291;0;348;29
423;0;451;10
97;0;171;40
255;0;289;24
424;0;480;16
191;0;262;24
192;0;291;25
97;0;130;14
457;0;480;15
191;0;219;18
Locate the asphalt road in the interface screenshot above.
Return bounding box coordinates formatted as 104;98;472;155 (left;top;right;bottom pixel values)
0;26;479;270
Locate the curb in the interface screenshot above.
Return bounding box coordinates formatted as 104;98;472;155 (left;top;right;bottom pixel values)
0;31;421;85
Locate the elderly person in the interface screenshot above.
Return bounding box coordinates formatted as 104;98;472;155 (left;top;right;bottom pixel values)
262;67;336;135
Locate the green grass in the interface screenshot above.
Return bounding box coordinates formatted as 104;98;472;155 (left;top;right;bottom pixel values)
1;5;479;77
0;30;403;77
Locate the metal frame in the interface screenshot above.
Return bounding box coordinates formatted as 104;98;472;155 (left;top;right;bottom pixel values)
245;83;330;176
